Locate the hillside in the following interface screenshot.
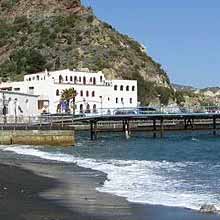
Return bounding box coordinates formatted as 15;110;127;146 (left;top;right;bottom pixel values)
0;0;174;105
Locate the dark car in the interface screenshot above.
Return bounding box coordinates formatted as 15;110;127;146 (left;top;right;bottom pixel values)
114;110;137;115
137;107;157;114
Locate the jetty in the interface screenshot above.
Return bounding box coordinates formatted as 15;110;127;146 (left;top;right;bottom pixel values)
72;112;220;140
1;110;220;145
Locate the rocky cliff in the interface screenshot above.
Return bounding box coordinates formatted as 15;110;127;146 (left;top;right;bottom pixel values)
0;0;174;104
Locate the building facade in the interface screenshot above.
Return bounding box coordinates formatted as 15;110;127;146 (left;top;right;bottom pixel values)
0;69;138;115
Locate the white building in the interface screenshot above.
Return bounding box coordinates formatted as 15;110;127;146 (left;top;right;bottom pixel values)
0;69;138;115
0;91;38;117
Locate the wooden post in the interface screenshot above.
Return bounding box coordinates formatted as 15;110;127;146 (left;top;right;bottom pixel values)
213;116;216;136
90;121;94;140
94;121;97;140
124;120;130;139
184;118;187;130
153;119;157;138
122;120;125;133
160;118;164;138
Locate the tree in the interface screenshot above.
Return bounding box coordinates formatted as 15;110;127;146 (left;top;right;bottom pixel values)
61;88;77;114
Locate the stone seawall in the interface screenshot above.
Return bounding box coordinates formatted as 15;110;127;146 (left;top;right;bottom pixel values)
0;130;75;147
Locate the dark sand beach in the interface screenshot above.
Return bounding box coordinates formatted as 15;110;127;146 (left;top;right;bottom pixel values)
0;158;219;220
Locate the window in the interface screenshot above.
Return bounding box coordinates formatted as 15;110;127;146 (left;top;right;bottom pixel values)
126;85;129;91
79;77;81;82
14;88;20;91
93;104;97;113
32;77;35;80
121;98;124;103
80;104;83;113
130;98;132;104
29;87;34;95
132;86;135;91
100;76;103;82
59;75;63;83
92;91;95;97
56;89;59;96
65;76;68;81
120;85;123;91
29;77;31;81
70;76;73;81
74;76;77;83
93;77;96;85
116;97;118;103
90;77;93;83
86;104;90;113
37;75;39;80
83;76;86;85
108;97;110;101
114;85;117;91
86;91;89;97
80;90;83;97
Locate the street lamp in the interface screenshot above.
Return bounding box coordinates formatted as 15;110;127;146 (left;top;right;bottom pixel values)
2;93;7;124
157;94;161;113
14;98;17;124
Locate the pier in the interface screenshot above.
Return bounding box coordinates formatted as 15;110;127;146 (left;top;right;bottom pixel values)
72;113;220;140
0;112;220;144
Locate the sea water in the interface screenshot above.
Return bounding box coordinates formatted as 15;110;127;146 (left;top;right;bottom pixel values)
2;131;220;211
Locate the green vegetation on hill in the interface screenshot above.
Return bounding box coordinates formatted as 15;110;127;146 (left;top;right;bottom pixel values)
0;0;175;105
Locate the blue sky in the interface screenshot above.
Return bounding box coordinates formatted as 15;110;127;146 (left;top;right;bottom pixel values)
82;0;220;88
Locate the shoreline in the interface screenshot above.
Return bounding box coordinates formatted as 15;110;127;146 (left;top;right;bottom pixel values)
0;158;220;220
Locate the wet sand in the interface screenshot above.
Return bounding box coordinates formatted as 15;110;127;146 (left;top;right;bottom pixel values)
0;160;219;220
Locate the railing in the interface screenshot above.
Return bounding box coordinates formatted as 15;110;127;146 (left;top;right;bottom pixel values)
0;105;219;127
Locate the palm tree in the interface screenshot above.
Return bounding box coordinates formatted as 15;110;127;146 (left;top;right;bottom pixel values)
61;88;77;114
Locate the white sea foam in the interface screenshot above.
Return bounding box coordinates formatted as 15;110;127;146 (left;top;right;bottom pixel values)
2;145;219;210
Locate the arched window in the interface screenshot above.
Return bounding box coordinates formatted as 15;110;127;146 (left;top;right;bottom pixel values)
126;85;129;91
120;85;123;91
100;76;103;82
59;75;63;83
93;104;97;113
93;77;96;85
74;76;77;83
114;85;117;91
80;90;83;96
116;97;118;103
130;98;132;104
29;77;31;81
79;77;81;82
132;86;135;91
83;76;86;85
56;89;59;96
70;76;73;82
37;75;39;80
92;91;95;97
86;104;90;113
90;77;93;83
121;98;124;103
108;97;110;101
65;76;68;81
80;104;83;113
86;91;89;97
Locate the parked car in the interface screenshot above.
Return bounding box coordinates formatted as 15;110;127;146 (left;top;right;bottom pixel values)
137;107;157;114
114;109;137;115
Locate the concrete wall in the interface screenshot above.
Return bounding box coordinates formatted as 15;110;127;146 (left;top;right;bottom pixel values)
0;130;75;147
